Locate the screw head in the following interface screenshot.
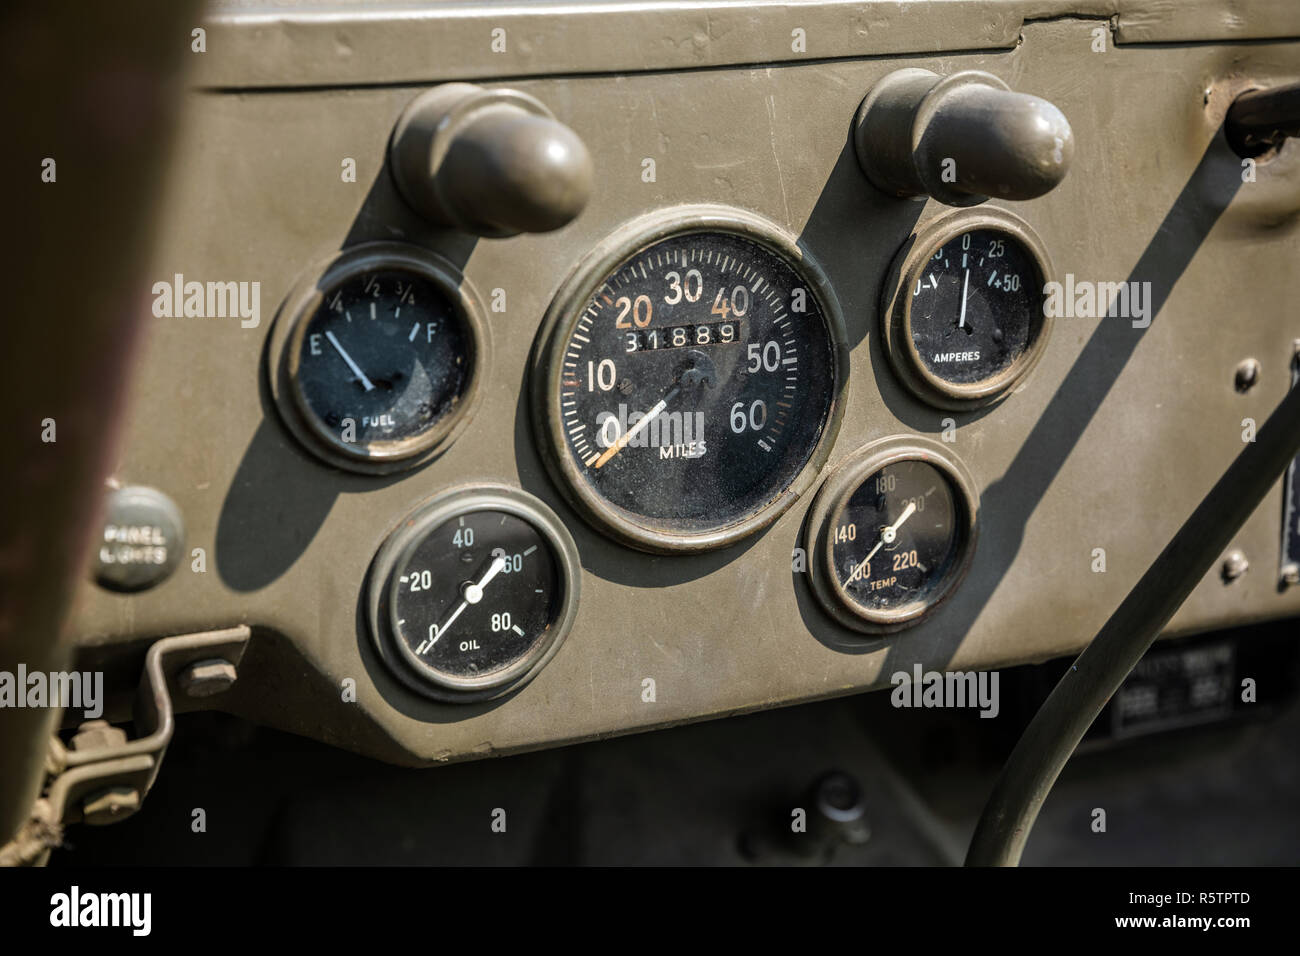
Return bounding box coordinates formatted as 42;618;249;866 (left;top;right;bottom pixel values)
1234;359;1261;392
1282;562;1300;586
1222;549;1250;581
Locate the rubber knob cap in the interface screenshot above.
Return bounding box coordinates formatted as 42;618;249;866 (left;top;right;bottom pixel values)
390;83;594;237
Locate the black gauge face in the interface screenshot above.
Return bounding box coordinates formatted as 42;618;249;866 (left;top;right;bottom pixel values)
292;267;472;456
542;224;842;549
830;460;962;614
806;439;978;633
907;228;1044;387
389;509;561;685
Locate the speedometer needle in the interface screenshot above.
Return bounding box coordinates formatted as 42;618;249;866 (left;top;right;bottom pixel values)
592;352;716;470
848;502;916;584
417;554;506;654
593;388;678;469
325;330;376;392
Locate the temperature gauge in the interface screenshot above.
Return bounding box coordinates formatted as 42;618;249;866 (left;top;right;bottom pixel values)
270;243;489;473
367;487;580;702
882;209;1052;409
806;437;978;633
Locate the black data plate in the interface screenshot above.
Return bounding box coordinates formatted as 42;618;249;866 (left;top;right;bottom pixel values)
1110;640;1236;738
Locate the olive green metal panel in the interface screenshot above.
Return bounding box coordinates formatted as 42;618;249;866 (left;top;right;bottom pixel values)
66;13;1300;765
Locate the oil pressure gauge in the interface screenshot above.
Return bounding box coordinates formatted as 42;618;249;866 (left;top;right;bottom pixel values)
806;437;978;633
367;487;580;702
269;243;488;474
882;209;1052;410
532;205;848;553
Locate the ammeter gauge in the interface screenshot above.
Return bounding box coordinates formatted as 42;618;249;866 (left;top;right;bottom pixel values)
269;243;488;473
367;487;580;702
806;437;978;633
881;209;1052;409
532;205;849;553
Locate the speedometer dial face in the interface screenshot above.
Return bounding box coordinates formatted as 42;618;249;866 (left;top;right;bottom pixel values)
534;208;847;553
882;209;1052;410
806;437;978;633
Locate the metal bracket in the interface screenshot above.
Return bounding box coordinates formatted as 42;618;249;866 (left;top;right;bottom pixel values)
0;626;250;865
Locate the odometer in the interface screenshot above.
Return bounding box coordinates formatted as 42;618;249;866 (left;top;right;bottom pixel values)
533;206;848;553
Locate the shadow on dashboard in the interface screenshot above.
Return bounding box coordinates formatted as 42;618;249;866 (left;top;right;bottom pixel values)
215;168;480;592
851;126;1248;672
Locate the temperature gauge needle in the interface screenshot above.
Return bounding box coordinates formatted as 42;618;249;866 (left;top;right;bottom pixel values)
416;554;506;654
848;501;916;584
325;330;376;392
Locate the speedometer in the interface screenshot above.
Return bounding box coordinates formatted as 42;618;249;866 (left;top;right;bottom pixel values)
532;206;848;553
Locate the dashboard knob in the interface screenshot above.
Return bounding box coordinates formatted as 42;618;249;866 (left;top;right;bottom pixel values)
389;83;594;237
1226;80;1300;158
854;68;1074;207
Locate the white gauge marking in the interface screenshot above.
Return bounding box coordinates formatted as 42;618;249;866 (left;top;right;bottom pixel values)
325;331;376;392
512;624;525;636
408;322;419;342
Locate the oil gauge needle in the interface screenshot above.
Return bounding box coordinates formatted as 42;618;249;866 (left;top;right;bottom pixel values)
416;554;506;654
325;330;376;392
848;501;916;584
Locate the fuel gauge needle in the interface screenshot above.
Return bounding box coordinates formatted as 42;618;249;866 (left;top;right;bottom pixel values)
848;502;916;584
417;554;506;654
325;330;376;392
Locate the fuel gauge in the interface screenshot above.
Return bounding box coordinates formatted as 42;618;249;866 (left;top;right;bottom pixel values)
367;487;580;702
269;243;489;474
806;437;978;634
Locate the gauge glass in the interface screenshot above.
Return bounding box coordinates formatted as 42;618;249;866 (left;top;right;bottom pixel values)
291;267;472;457
906;228;1044;387
369;489;579;700
391;510;560;683
831;460;962;614
807;439;977;633
537;213;845;551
